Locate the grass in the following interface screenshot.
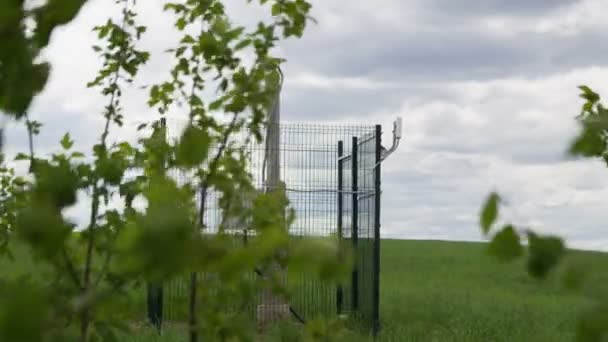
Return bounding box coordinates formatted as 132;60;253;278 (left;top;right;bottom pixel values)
380;239;608;341
3;239;608;341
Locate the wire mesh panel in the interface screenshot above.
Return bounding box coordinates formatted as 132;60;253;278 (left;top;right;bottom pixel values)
356;130;378;331
148;120;380;333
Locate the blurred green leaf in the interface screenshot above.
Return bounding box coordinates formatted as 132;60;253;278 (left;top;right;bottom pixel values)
579;85;600;105
15;198;72;259
480;192;500;235
60;133;74;150
288;237;351;282
175;124;211;167
570;127;606;158
34;161;79;208
487;225;523;262
115;176;197;281
526;232;565;279
33;0;88;47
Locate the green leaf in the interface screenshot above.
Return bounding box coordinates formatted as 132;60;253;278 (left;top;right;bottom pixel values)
115;176;198;281
33;0;87;47
271;3;281;16
96;156;127;186
579;85;600;104
176;17;187;30
526;232;565;279
34;162;79;208
480;192;500;235
175;125;211;167
569;123;606;157
487;225;523;262
15;198;72;259
234;38;252;51
14;153;30;161
60;133;74;150
288;237;351;282
70;151;85;159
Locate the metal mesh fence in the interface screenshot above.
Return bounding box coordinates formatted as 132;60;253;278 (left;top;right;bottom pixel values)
338;129;381;335
148;120;381;334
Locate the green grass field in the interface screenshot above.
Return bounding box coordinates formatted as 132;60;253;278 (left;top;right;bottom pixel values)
379;239;608;341
3;239;608;341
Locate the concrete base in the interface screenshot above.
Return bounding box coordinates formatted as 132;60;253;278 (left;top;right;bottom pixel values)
256;303;290;330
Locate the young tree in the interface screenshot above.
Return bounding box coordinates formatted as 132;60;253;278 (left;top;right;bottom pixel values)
0;1;351;341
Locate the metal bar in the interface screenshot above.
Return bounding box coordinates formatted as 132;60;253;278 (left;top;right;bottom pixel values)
336;140;344;314
356;134;376;145
338;155;352;162
372;125;382;335
351;136;359;311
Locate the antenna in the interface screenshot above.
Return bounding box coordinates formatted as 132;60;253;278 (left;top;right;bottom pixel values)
380;116;402;162
394;117;402;139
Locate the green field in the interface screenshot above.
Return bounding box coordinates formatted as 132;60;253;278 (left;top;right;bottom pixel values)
379;239;608;341
3;239;608;341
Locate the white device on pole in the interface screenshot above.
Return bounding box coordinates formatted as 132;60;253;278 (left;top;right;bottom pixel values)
380;116;402;162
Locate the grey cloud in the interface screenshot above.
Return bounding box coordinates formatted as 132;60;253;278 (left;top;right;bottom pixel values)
422;0;576;16
285;28;608;83
277;0;607;83
281;85;407;122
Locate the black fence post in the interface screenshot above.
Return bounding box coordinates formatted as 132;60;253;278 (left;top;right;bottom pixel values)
337;141;344;314
147;283;163;331
372;125;382;336
351;136;359;310
146;118;167;333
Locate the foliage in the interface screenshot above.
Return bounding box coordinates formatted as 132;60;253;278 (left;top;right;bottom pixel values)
569;86;608;164
6;239;607;341
0;0;356;341
0;0;89;118
478;86;608;341
480;194;565;279
479;192;499;235
0;155;28;255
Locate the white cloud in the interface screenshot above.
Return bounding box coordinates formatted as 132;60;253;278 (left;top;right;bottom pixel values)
374;66;608;250
287;73;399;90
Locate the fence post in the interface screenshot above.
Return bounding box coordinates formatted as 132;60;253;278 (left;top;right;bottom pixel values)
146;283;163;331
351;136;359;310
337;141;344;314
372;125;382;336
146;118;167;332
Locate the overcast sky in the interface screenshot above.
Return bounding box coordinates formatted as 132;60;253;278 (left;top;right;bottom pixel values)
4;0;608;251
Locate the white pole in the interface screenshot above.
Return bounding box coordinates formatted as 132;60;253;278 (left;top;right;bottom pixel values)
257;67;290;329
265;69;282;193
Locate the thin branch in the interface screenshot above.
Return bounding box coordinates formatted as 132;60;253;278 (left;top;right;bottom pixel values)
198;113;239;226
62;247;83;290
91;232;116;289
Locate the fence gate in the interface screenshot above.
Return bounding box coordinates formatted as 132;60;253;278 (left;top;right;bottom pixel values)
146;122;382;336
337;125;381;335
